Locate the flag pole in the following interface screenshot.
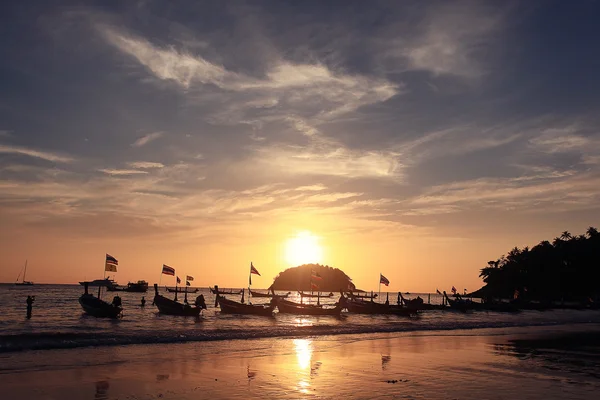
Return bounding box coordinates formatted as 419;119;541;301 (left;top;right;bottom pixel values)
378;273;381;302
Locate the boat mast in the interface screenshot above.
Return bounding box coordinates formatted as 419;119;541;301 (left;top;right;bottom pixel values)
23;260;27;283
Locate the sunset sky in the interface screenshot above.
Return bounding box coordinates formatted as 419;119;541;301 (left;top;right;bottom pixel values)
1;1;599;291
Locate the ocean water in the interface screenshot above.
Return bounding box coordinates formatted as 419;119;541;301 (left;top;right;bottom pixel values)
2;284;600;353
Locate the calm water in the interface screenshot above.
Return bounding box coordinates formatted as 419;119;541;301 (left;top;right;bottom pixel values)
2;284;600;353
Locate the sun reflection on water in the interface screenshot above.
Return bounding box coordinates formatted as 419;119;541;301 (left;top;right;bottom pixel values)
294;338;312;370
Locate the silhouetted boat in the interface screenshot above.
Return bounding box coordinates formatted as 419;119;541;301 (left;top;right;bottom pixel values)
210;287;242;295
79;278;118;288
107;280;149;293
346;291;377;300
249;289;290;298
443;291;481;311
166;286;199;293
298;291;334;298
153;284;206;317
216;295;276;316
345;298;416;316
275;298;344;316
79;281;122;318
15;260;34;286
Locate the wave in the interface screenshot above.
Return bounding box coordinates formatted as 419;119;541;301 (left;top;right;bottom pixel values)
2;316;600;354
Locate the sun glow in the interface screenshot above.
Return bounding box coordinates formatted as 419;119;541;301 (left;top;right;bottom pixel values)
285;231;323;266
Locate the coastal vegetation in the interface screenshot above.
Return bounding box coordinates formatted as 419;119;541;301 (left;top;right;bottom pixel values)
271;264;356;292
474;227;600;301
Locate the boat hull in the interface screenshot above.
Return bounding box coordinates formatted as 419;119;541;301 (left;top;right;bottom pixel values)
154;294;202;317
79;294;122;318
345;300;415;316
298;291;334;298
15;282;34;286
249;290;290;298
166;287;199;293
276;299;342;316
217;297;275;316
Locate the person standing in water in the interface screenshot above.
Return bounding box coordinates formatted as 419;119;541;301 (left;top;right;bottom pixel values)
140;296;146;307
26;295;34;319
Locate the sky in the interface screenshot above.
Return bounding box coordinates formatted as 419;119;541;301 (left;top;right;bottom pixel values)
1;0;599;291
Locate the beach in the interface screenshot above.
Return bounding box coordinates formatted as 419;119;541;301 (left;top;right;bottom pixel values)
2;324;599;400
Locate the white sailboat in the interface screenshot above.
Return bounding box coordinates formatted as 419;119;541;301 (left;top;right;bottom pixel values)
15;260;34;286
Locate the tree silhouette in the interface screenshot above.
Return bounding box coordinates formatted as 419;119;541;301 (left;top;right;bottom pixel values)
471;228;600;301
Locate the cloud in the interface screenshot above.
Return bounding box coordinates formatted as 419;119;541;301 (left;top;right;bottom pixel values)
98;168;149;176
390;2;504;78
0;144;73;163
99;25;400;127
131;132;164;147
128;161;165;169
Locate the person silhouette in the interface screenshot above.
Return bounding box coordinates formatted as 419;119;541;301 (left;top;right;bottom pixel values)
26;295;34;319
141;296;146;307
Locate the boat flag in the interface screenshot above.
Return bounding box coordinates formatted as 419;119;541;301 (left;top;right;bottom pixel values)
436;289;442;295
311;269;322;280
451;286;457;294
380;274;390;286
311;282;319;290
162;264;175;276
249;262;260;286
186;275;194;281
105;254;118;272
177;276;181;284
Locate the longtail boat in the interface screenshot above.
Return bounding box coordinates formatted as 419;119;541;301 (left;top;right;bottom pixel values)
79;281;123;318
249;289;290;298
443;291;482;311
210;287;243;295
275;297;345;316
153;284;206;317
166;286;199;293
217;296;276;316
216;287;276;316
345;298;416;316
346;291;377;300
298;291;334;298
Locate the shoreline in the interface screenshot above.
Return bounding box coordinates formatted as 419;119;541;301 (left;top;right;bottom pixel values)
3;315;600;354
2;324;600;399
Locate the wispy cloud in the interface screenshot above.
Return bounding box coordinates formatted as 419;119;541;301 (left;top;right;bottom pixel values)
98;168;149;176
99;25;400;128
390;2;504;78
131;132;164;147
0;144;73;163
128;161;165;169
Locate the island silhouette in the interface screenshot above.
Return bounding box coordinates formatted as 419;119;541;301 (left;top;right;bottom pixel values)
270;263;357;292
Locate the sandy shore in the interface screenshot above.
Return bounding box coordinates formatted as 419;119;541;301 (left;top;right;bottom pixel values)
1;324;599;399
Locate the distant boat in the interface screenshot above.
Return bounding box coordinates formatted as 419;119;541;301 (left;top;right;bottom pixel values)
166;286;199;293
210;287;242;295
345;298;416;316
79;278;117;288
15;260;34;286
298;291;334;298
216;289;276;316
249;289;290;298
107;280;149;293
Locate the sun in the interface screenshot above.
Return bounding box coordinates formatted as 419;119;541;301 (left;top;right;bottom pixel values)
285;231;323;266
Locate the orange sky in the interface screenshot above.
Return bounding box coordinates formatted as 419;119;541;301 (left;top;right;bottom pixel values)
1;3;600;293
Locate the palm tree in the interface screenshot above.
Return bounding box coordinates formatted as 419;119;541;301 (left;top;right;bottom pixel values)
560;231;573;241
586;226;599;238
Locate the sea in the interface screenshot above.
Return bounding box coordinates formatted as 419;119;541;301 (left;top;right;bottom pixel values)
2;283;600;353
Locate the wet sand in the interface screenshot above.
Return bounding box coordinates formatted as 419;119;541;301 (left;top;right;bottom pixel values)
2;324;599;399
